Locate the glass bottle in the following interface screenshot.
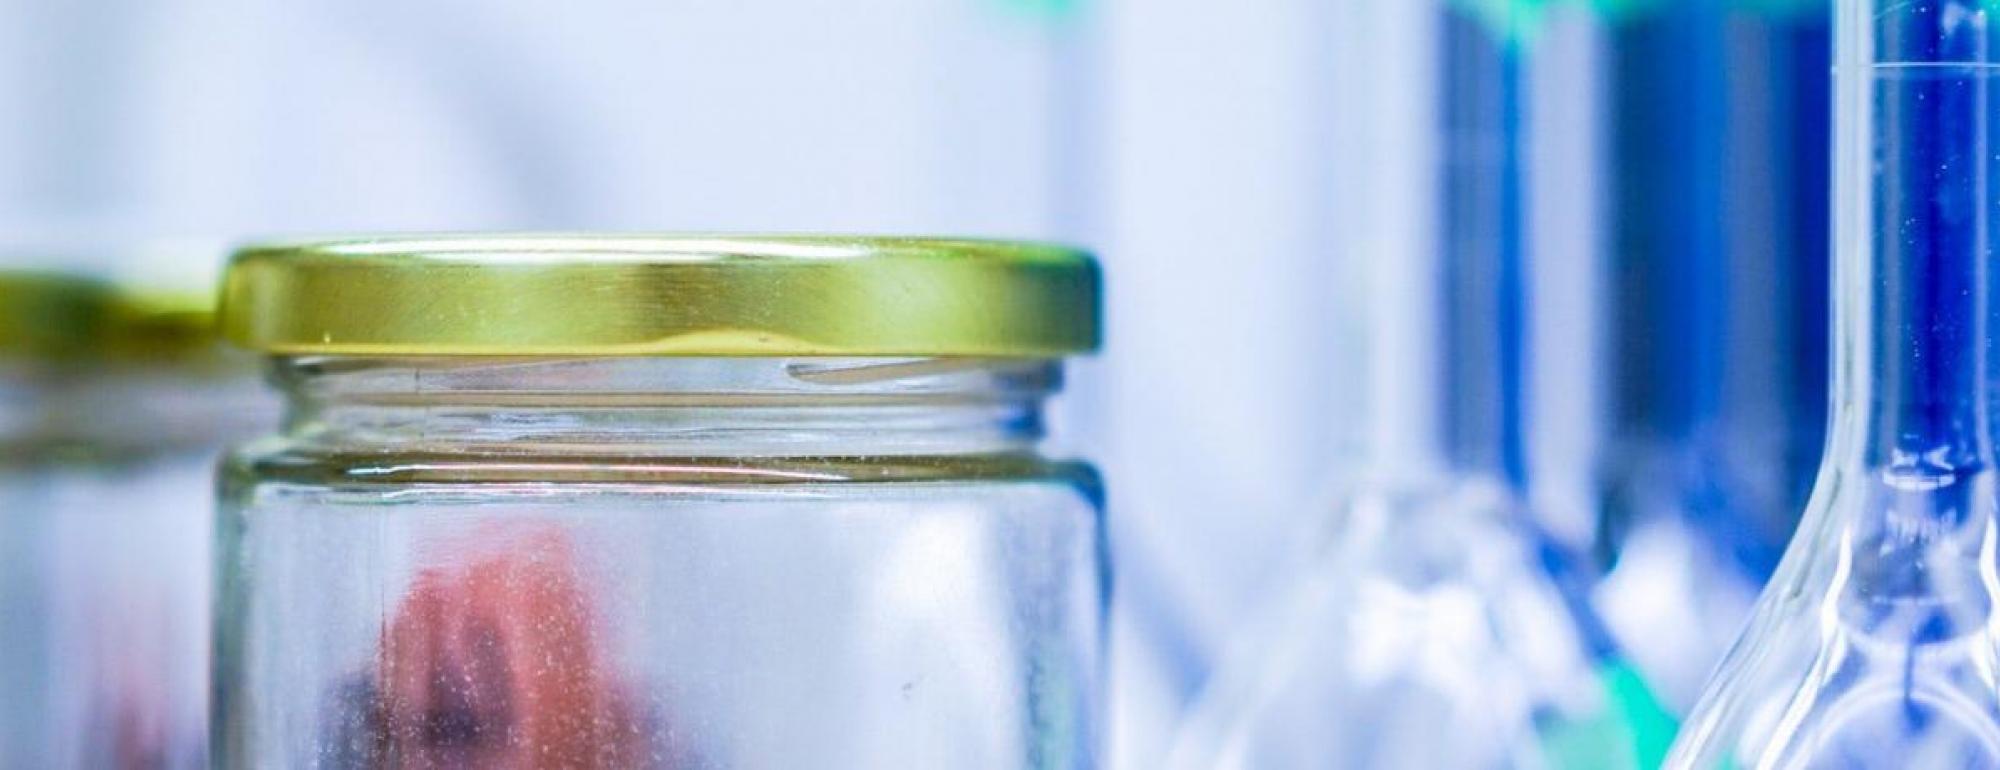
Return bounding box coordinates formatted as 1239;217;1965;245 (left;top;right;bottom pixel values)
209;235;1106;769
0;271;270;769
1665;0;2000;764
1163;2;1674;767
1590;0;1834;712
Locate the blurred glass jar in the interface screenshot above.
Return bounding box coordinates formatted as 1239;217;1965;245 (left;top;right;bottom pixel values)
211;235;1106;769
0;271;271;769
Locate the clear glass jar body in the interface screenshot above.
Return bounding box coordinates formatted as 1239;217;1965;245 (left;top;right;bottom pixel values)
0;359;269;769
213;356;1105;769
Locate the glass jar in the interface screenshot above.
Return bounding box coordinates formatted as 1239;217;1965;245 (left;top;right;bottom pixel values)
210;235;1106;769
0;272;270;769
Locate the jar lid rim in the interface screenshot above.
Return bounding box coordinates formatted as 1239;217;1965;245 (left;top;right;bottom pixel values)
220;233;1102;358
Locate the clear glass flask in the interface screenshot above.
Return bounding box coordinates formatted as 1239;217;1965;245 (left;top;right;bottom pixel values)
210;236;1106;769
1591;0;1834;712
0;272;269;769
1666;0;2000;765
1164;3;1675;767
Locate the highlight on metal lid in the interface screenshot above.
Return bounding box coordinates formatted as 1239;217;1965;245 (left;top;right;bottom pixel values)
219;234;1103;358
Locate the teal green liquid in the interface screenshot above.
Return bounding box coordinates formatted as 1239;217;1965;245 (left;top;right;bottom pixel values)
1538;661;1679;769
994;0;1082;18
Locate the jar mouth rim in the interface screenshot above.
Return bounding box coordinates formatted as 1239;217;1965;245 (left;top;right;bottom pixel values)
221;233;1102;359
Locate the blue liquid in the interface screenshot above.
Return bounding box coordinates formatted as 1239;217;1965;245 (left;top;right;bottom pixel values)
1869;63;2000;469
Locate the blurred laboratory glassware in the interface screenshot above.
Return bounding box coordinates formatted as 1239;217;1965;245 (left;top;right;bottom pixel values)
1078;0;1385;764
0;267;271;770
1666;0;2000;764
1590;0;1834;712
1165;2;1675;767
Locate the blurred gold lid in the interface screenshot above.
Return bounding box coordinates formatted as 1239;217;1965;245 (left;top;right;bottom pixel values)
100;288;223;361
220;234;1102;358
0;273;120;357
0;271;228;361
0;273;223;361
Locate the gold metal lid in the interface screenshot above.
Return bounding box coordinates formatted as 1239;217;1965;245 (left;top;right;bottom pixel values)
0;273;120;358
99;289;225;362
220;235;1102;358
0;273;225;362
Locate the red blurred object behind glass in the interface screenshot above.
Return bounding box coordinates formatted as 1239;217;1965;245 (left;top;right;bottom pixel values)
366;529;657;769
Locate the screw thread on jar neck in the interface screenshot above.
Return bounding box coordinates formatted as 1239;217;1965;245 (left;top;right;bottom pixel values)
270;356;1056;458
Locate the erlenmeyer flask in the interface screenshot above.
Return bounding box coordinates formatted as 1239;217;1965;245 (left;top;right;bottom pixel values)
1666;0;2000;765
1165;2;1675;766
1591;0;1834;712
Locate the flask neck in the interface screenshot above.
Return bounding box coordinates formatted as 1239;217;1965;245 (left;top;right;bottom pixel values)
1834;0;2000;478
1851;241;1993;472
271;356;1056;459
